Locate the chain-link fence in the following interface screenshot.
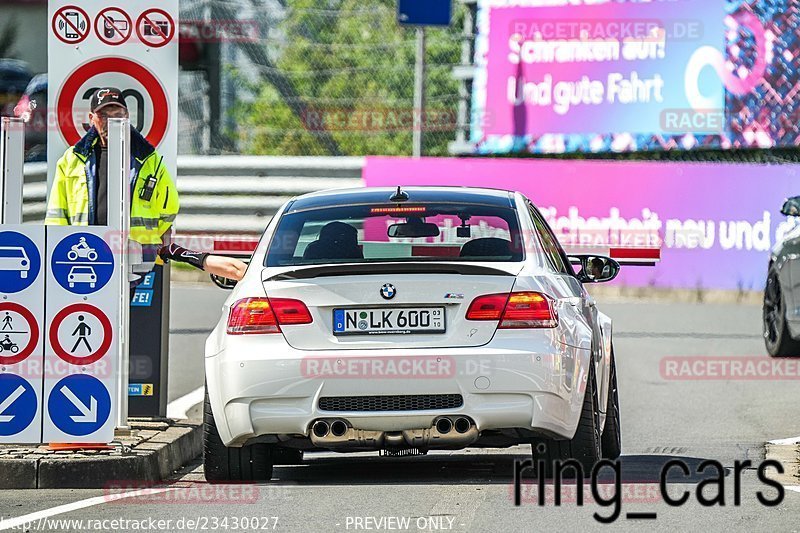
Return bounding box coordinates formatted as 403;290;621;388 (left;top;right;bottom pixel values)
179;0;467;157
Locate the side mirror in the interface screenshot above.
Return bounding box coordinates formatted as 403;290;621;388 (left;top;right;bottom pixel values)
210;273;237;290
570;255;620;284
781;196;800;217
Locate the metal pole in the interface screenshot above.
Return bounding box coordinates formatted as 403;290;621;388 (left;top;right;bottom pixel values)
413;26;426;158
108;118;131;431
0;117;25;224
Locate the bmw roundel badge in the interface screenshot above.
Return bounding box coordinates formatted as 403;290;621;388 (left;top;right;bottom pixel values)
380;283;396;300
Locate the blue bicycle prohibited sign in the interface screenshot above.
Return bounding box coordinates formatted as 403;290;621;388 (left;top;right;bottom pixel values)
51;233;114;294
0;231;41;294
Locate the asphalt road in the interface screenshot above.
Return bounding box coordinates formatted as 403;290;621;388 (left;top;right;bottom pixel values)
0;283;798;532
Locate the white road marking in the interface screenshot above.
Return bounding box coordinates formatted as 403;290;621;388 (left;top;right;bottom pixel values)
0;487;175;531
786;486;800;494
166;385;204;419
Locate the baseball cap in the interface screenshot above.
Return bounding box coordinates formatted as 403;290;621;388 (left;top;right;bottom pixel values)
90;87;128;113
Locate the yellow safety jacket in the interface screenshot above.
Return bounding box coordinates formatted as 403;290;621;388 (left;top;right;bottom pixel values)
45;126;179;252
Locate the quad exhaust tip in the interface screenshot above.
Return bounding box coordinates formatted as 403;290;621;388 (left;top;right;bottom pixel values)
330;420;348;437
312;420;330;438
435;417;452;434
454;417;471;434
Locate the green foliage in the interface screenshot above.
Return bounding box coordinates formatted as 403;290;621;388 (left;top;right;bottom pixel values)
236;0;462;156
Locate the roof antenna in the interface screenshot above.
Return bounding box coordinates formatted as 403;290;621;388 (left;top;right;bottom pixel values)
389;186;409;203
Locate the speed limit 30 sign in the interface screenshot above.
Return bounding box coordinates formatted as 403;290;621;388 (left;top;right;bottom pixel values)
47;1;178;188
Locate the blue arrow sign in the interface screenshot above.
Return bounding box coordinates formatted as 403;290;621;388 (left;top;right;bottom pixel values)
51;233;115;294
0;231;41;294
0;374;37;436
48;374;111;436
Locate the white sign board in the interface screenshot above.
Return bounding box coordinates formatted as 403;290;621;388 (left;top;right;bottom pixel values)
0;226;45;443
43;227;121;443
47;1;178;191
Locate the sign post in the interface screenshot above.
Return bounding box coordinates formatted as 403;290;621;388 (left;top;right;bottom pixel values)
397;0;452;158
0;116;46;444
107;118;131;431
48;0;179;420
0;118;24;225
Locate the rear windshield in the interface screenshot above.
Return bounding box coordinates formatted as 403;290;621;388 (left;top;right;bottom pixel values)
265;203;524;267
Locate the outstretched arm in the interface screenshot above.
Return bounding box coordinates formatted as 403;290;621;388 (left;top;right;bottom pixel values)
203;255;248;281
157;243;247;281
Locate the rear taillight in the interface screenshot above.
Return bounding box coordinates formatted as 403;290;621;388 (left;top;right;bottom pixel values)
466;292;557;329
465;293;509;321
270;298;313;325
227;297;312;335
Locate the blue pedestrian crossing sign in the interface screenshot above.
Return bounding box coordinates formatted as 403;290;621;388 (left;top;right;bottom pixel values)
0;231;41;294
0;374;37;436
48;374;111;436
51;233;115;294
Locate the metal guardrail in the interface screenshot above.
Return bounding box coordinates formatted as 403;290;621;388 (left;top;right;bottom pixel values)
23;156;365;233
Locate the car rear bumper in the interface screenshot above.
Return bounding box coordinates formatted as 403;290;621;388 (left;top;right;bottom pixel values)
205;332;591;447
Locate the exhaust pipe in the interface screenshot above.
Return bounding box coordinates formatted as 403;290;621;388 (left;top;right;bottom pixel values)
454;417;471;434
312;420;330;438
331;420;348;437
309;417;478;450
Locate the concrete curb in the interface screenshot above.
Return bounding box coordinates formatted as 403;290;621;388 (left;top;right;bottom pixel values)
765;441;800;488
0;420;201;489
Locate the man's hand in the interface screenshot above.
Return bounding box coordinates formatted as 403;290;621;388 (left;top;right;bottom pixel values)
203;255;248;281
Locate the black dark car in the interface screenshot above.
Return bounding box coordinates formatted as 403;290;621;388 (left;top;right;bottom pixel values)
0;59;32;114
764;195;800;356
13;73;47;161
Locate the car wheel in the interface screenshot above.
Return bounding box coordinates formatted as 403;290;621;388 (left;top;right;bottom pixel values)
601;348;621;459
203;385;273;483
531;362;601;477
763;266;800;357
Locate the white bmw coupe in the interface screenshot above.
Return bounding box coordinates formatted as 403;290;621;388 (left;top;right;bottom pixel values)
203;186;622;482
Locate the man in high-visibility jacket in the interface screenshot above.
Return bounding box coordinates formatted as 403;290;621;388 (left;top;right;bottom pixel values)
46;87;178;272
46;87;247;282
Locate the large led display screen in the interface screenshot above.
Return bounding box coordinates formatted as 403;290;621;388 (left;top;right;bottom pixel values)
470;0;799;153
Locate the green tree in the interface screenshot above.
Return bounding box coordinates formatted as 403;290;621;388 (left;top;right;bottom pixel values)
236;0;462;156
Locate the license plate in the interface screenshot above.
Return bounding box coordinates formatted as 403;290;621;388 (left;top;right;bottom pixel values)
333;307;445;336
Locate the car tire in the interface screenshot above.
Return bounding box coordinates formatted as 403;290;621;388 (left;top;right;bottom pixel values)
763;266;800;357
531;362;601;477
203;386;273;483
601;348;621;459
